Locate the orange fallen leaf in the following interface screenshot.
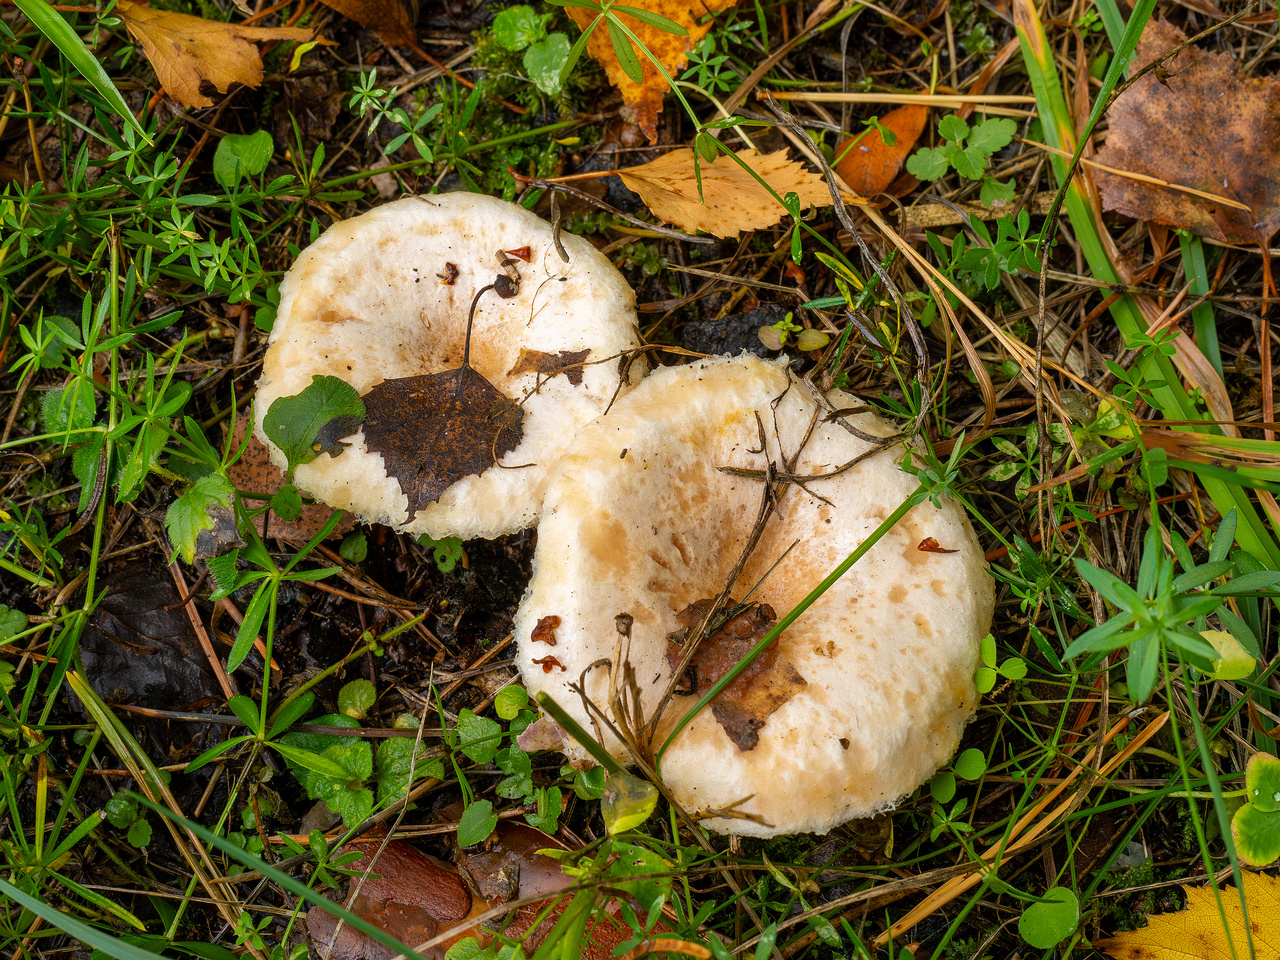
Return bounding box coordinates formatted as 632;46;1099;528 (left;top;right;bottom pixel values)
1093;20;1280;279
566;0;739;142
1096;871;1280;959
834;104;928;200
311;0;414;47
618;148;833;238
116;0;319;108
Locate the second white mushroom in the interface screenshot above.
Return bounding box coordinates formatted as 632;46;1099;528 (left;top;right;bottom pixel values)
514;355;994;837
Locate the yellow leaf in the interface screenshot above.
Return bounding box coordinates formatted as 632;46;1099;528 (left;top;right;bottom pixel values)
289;39;321;72
1202;629;1255;681
116;0;319;108
618;148;833;239
566;0;739;142
1096;872;1280;959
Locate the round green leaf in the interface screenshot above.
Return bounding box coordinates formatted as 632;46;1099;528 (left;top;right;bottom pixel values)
998;657;1028;680
979;633;996;667
457;800;498;847
1245;753;1280;813
213;130;275;189
457;709;503;763
1202;629;1256;681
523;33;569;95
338;679;376;720
271;484;303;522
1018;887;1079;948
953;748;987;781
1232;801;1280;866
262;375;365;478
492;5;545;50
494;685;529;721
974;665;997;694
126;818;153;848
339;531;368;563
105;793;139;829
929;771;956;803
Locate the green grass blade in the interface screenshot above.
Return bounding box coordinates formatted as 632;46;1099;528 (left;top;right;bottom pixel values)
131;793;434;960
1178;233;1221;377
0;876;166;960
10;0;149;142
1013;0;1280;566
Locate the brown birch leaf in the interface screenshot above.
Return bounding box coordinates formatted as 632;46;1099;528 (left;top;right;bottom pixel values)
666;599;806;752
618;148;833;239
1093;19;1280;254
116;0;318;108
361;366;525;520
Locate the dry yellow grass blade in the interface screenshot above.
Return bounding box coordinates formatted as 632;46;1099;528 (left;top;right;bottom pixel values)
1096;871;1280;959
875;710;1171;946
65;671;260;958
617;148;833;239
1026;139;1253;213
116;0;319;108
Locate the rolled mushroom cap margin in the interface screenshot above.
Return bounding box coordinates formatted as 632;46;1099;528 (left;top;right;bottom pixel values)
514;355;994;837
255;194;645;541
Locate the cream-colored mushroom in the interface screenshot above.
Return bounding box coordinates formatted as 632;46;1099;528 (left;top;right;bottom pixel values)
254;194;645;541
513;355;994;837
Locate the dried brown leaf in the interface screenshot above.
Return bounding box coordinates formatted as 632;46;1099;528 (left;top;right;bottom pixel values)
1094;20;1280;253
667;599;806;752
116;0;317;108
618;148;833;239
361;365;525;520
567;0;739;142
507;348;591;386
312;0;414;47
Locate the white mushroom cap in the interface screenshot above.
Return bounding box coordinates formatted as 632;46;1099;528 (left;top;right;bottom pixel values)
514;355;993;837
254;194;645;540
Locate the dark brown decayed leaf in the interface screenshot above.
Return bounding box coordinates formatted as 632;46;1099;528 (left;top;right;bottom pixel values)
312;0;414;46
1093;20;1280;253
507;348;591;386
361;366;525;520
667;599;807;752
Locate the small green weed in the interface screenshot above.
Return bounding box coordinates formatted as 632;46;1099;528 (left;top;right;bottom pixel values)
907;114;1017;205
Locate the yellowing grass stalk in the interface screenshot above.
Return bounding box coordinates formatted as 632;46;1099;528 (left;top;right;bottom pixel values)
876;709;1171;945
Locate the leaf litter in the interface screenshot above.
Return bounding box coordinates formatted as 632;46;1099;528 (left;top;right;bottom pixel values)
115;0;322;108
617;148;834;238
566;0;740;142
1094;19;1280;289
361;281;527;519
665;599;806;752
834;104;928;200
